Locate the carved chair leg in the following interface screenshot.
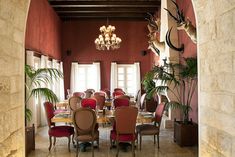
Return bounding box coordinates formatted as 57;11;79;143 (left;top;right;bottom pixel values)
154;135;156;144
136;133;138;145
116;140;120;157
132;141;135;157
76;141;79;157
53;137;56;146
157;135;159;148
68;136;71;152
49;136;52;151
110;137;113;149
92;140;94;157
72;133;75;145
97;138;99;149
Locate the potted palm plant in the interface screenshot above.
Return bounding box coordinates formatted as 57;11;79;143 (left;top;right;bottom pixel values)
25;64;63;155
142;57;198;146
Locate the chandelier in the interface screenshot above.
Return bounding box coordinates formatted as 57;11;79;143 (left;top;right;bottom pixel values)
94;25;122;50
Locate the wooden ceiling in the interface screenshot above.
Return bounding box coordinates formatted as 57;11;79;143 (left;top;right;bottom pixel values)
48;0;161;21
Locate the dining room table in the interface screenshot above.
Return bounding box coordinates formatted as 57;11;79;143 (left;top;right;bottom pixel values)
51;108;155;125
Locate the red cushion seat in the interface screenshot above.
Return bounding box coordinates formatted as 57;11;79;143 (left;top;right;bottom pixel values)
110;130;137;142
49;126;74;137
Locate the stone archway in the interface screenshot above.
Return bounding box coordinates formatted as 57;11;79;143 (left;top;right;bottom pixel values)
0;0;30;156
192;0;235;156
0;0;234;156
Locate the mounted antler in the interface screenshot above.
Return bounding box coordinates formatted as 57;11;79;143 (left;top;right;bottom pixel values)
145;13;165;56
166;27;184;52
164;0;197;44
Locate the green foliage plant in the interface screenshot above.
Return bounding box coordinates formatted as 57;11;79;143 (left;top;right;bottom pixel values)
25;64;63;122
142;58;197;124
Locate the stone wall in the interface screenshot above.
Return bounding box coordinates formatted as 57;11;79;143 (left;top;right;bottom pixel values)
0;0;30;156
192;0;235;156
0;0;234;156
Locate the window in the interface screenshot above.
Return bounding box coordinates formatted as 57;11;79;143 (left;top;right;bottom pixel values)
111;62;140;97
117;65;134;95
70;62;100;93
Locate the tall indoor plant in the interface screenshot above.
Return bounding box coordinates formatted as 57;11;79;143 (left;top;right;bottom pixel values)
142;58;197;146
25;64;63;155
25;64;63;122
142;57;197;124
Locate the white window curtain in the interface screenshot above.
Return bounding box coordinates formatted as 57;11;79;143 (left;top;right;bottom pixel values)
92;62;101;91
59;62;65;100
39;55;49;126
52;59;61;100
133;62;141;97
110;62;118;93
70;62;79;94
52;59;65;101
26;50;36;128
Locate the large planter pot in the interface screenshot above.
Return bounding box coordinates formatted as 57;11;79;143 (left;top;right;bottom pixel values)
173;120;198;146
25;124;35;156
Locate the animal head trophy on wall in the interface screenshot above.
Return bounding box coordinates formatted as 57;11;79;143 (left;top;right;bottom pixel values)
164;0;197;44
145;13;165;56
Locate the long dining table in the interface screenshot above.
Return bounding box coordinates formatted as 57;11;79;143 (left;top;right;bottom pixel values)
51;108;155;124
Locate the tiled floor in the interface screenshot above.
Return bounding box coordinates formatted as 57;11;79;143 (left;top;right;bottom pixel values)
29;125;198;157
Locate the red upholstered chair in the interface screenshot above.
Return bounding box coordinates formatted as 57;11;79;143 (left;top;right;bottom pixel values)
73;108;99;157
73;92;85;98
112;91;125;98
115;95;131;100
92;95;105;110
81;98;97;110
94;91;106;97
44;102;74;151
136;102;165;150
114;88;125;93
110;106;138;157
113;97;130;108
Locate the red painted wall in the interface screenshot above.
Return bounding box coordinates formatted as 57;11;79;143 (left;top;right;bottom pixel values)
61;20;151;92
177;0;198;123
25;0;62;60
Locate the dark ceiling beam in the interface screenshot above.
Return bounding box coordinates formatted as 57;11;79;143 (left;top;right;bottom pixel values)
49;1;160;8
49;0;160;21
59;12;149;18
54;7;158;13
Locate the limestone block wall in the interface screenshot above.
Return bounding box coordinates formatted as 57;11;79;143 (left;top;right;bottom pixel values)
0;0;234;156
0;0;30;156
192;0;235;156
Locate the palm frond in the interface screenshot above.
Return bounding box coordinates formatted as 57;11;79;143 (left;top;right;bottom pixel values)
32;68;63;85
142;57;197;123
25;64;35;79
25;108;32;122
31;88;59;104
180;57;197;79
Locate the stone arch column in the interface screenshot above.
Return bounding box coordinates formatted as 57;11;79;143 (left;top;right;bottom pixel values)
0;0;235;156
192;0;235;156
0;0;30;156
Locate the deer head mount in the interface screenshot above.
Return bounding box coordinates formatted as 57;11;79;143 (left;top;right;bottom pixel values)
164;0;197;44
166;27;184;52
145;13;165;56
